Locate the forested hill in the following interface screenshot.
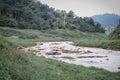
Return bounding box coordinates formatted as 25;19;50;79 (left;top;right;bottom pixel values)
0;0;104;32
92;13;120;28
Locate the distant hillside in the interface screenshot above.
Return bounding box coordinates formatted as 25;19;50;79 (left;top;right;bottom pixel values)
92;13;120;28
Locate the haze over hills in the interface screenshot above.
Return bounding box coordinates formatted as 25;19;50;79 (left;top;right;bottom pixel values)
91;13;120;28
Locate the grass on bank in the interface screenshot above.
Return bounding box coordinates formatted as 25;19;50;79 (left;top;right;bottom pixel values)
73;39;120;50
0;35;120;80
0;26;120;50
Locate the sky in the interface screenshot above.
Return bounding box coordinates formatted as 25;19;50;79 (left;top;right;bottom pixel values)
38;0;120;17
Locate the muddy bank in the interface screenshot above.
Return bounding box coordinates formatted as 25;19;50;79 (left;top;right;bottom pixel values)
19;41;120;72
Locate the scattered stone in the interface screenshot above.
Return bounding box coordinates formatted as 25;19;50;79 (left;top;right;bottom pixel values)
35;46;41;48
62;49;79;53
52;48;61;51
86;50;92;53
28;47;34;52
61;56;75;59
36;42;43;45
108;50;112;53
46;51;61;55
77;48;81;51
69;59;76;61
78;50;92;54
90;61;93;63
52;56;57;58
79;51;87;54
100;60;102;62
59;46;65;50
105;58;109;61
38;48;44;50
51;43;60;45
20;47;34;53
17;46;24;49
77;56;107;58
38;52;41;55
95;53;98;54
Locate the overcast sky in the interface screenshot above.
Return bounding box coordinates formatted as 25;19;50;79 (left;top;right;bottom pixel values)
38;0;120;17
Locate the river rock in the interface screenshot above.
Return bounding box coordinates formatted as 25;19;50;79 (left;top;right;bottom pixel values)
35;42;43;45
17;46;25;49
46;51;61;55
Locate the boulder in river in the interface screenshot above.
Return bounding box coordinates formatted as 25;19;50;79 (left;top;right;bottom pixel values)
17;46;25;49
46;51;61;55
35;42;43;45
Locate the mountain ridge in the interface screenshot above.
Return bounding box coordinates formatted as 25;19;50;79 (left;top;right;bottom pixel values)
91;13;120;28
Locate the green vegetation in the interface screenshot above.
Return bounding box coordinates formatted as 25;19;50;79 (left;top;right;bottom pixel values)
0;34;12;49
0;35;120;80
74;39;120;50
0;0;105;32
42;29;106;39
0;27;119;50
0;0;120;80
0;27;106;46
109;22;120;40
0;27;38;39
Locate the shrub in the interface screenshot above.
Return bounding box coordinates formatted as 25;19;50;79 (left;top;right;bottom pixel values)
0;35;12;49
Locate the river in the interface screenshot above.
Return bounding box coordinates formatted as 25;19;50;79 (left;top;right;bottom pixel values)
20;41;120;72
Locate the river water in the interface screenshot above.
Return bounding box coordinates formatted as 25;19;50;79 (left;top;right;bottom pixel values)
23;41;120;72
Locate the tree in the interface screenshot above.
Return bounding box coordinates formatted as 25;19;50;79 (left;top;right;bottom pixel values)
83;17;94;25
68;10;74;18
60;10;67;28
0;0;105;33
109;21;120;40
